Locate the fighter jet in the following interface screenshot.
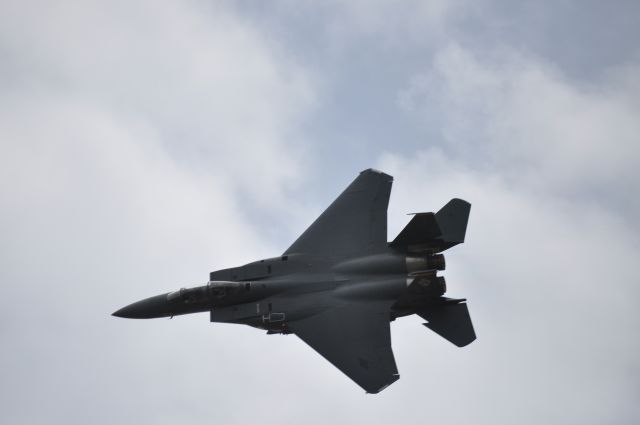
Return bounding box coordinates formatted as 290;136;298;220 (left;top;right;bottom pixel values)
113;169;476;393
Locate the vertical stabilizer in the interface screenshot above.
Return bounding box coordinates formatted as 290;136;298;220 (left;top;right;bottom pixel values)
390;198;471;253
435;199;470;245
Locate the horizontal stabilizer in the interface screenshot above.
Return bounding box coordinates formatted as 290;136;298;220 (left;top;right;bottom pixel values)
418;301;476;347
390;198;470;253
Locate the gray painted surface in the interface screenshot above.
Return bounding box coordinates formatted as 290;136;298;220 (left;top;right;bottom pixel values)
114;169;475;393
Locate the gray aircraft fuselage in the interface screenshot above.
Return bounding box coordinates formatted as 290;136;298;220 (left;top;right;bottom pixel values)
114;169;475;393
114;251;443;328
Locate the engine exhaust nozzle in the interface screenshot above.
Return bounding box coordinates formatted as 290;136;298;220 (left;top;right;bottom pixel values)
406;254;446;273
426;254;445;271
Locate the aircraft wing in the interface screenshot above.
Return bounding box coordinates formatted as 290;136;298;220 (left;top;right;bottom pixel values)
284;169;393;256
288;302;399;393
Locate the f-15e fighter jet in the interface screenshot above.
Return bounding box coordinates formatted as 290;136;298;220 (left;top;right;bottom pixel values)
113;169;476;393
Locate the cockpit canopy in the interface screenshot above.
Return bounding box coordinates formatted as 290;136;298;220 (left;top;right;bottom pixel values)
166;281;242;304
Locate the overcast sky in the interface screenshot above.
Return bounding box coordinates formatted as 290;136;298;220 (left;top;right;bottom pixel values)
1;1;639;424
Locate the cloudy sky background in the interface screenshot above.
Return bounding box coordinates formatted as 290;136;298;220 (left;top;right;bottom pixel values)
1;1;639;423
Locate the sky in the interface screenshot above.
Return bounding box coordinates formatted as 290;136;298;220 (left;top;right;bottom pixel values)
1;1;639;424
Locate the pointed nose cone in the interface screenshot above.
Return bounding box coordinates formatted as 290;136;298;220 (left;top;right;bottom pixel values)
112;294;172;319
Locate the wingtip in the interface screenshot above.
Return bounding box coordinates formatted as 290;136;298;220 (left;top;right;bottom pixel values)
365;374;400;394
360;168;393;181
449;198;471;208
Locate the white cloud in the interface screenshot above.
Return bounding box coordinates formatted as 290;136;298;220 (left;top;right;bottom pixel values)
377;44;640;423
376;147;640;423
0;1;317;423
1;0;316;208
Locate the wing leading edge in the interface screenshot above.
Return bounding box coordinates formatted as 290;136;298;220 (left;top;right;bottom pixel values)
288;302;399;393
284;169;393;257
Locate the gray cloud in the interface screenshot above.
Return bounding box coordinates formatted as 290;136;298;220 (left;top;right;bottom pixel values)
398;45;640;210
380;149;640;423
378;42;640;423
1;1;639;424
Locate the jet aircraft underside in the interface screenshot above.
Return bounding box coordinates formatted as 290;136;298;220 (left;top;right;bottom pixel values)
113;169;476;393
